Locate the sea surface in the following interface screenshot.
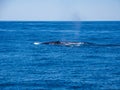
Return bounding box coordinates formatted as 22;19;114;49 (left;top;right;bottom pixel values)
0;21;120;90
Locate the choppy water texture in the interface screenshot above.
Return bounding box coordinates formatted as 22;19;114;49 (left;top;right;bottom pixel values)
0;21;120;90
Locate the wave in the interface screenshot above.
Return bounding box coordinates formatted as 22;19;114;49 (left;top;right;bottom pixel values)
0;29;80;33
0;29;17;32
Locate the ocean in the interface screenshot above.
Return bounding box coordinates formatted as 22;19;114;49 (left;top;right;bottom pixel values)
0;21;120;90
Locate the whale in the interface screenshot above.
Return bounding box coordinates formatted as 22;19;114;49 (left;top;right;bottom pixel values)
33;41;120;47
33;41;97;46
34;41;96;46
34;41;89;46
42;41;96;46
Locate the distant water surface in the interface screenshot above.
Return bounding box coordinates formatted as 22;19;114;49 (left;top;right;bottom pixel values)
0;21;120;90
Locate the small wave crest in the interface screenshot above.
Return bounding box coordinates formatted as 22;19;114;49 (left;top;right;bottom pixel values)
0;29;17;32
83;42;120;47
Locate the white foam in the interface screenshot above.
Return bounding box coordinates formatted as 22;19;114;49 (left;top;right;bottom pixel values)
63;42;84;46
33;42;41;45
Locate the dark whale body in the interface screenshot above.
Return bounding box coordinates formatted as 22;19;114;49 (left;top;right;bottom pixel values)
41;41;90;46
34;41;97;46
42;41;62;45
42;41;95;45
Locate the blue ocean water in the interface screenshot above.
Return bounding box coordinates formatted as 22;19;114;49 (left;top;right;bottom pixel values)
0;21;120;90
